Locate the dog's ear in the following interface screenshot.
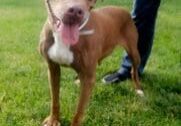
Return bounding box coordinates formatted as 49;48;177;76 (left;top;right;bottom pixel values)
89;0;97;10
89;0;104;10
90;0;104;4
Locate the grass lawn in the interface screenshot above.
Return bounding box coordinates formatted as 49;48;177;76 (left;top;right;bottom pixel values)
0;0;180;126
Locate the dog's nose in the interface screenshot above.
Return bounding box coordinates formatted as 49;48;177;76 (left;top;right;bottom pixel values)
67;7;84;18
63;7;84;25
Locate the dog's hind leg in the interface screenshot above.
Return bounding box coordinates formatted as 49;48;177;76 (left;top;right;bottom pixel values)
43;61;61;126
121;22;144;96
71;69;96;126
126;44;144;96
129;48;144;96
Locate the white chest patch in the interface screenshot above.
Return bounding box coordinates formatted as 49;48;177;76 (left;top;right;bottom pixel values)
48;32;74;65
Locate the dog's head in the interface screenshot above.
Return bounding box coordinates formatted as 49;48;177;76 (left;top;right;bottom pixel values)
45;0;97;45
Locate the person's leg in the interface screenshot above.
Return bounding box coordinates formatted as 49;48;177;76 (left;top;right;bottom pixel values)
103;0;161;84
121;0;161;74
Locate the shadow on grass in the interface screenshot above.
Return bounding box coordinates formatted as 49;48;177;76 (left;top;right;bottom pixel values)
58;71;181;126
142;72;181;94
93;71;181;119
141;72;181;119
60;117;71;126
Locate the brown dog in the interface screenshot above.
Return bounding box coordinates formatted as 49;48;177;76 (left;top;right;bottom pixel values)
39;0;144;126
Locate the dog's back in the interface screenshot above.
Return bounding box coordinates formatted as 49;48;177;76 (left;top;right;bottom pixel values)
72;6;137;66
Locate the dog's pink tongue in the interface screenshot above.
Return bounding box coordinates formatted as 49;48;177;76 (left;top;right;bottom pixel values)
58;24;79;45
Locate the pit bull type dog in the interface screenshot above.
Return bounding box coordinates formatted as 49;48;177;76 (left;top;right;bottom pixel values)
39;0;144;125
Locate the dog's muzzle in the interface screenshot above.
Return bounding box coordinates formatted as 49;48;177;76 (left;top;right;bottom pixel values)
62;7;84;26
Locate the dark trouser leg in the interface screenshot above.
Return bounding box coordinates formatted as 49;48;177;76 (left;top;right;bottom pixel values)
119;0;161;74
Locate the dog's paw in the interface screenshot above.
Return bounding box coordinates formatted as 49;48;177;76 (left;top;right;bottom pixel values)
42;116;60;126
74;78;80;86
136;89;144;97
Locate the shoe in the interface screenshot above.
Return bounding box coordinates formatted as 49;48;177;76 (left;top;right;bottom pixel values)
102;69;131;84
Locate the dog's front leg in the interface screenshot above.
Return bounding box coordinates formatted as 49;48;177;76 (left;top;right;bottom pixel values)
71;72;95;126
43;61;61;126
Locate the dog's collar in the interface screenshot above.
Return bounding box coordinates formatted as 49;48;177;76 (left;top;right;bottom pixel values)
80;29;94;35
79;14;94;36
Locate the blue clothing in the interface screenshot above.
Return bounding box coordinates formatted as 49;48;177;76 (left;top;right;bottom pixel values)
119;0;161;74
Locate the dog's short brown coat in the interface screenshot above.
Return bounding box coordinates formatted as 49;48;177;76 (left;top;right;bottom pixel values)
39;1;143;126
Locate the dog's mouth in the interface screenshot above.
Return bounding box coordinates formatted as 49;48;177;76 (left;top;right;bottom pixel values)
55;13;91;45
56;21;79;45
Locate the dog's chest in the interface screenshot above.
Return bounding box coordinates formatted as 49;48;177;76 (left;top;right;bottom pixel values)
48;32;74;65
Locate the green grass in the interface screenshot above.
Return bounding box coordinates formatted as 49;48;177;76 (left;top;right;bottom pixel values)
0;0;180;126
